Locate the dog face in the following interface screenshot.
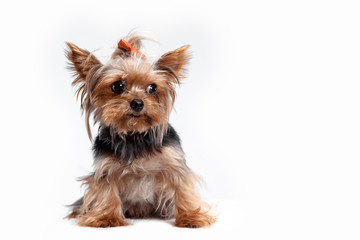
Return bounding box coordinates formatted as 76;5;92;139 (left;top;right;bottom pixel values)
91;57;175;134
66;36;190;137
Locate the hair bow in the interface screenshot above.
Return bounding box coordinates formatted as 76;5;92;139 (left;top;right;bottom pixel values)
117;39;146;59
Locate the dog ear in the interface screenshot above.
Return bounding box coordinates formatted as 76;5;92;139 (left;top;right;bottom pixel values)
65;42;102;80
65;42;103;140
155;45;190;82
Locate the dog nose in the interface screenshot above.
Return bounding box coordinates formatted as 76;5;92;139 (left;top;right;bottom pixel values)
130;99;144;112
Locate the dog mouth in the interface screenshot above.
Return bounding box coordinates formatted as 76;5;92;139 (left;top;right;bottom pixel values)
128;113;142;118
127;113;152;125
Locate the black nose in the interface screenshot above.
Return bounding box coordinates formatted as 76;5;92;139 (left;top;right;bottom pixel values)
130;99;144;112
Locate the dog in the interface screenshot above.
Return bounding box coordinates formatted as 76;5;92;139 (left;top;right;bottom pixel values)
65;33;215;228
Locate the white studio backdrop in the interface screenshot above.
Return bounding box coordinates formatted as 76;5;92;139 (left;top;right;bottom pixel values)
0;0;359;239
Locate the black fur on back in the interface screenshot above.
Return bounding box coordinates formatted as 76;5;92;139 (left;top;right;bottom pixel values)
93;124;181;163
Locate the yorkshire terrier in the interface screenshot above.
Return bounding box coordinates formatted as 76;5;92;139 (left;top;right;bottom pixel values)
65;33;216;228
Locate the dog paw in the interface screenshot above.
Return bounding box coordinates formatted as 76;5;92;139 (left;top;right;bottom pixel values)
78;216;129;228
175;211;216;228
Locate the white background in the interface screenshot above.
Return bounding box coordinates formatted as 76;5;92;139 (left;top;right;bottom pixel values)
1;0;359;239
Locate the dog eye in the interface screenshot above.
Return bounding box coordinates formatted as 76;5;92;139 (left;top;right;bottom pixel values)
111;81;126;94
146;84;157;95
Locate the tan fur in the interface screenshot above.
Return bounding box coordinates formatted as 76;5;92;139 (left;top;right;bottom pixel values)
69;146;215;227
111;33;155;60
155;45;190;80
65;42;103;139
66;34;215;228
66;43;183;138
90;58;173;135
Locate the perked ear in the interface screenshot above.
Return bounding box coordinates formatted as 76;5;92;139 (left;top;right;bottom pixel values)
155;45;191;81
65;42;103;140
65;42;103;103
65;42;102;80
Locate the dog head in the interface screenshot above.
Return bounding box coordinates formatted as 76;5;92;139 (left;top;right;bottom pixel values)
66;34;190;139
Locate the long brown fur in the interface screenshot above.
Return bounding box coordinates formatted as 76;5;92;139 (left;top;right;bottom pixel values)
69;146;215;227
66;34;216;228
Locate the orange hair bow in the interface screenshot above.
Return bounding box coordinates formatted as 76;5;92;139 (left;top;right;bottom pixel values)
117;39;146;59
